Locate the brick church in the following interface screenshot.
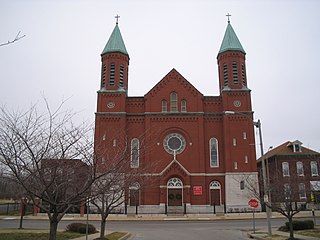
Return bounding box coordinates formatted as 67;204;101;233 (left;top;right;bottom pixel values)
94;18;259;214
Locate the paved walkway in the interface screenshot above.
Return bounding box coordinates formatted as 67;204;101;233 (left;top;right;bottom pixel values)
248;227;319;240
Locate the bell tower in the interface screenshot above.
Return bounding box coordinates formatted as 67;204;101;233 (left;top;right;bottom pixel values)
100;17;129;93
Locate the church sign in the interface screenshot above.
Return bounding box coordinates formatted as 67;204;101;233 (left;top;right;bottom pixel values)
193;186;203;195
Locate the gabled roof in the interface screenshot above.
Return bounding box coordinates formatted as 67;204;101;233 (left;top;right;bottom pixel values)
145;68;203;98
101;24;128;56
218;22;245;54
257;140;320;162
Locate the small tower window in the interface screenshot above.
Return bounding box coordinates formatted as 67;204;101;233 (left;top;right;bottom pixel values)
109;63;115;86
170;92;178;112
119;64;124;87
241;64;246;85
223;63;228;86
232;62;238;84
161;100;167;112
101;64;106;89
181;100;187;112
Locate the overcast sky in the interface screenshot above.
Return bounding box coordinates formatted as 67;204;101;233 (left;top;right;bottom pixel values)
1;0;320;155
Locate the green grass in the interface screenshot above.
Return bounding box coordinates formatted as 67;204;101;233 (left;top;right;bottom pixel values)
0;229;84;240
295;228;320;238
105;232;127;240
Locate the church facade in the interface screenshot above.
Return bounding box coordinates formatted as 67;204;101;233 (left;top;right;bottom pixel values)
94;19;259;214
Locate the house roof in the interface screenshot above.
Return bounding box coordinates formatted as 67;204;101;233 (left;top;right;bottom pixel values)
218;22;245;54
101;23;128;56
257;140;320;162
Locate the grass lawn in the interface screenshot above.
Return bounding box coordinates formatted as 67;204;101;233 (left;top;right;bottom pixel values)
295;228;320;238
0;229;127;240
105;232;127;240
0;229;84;240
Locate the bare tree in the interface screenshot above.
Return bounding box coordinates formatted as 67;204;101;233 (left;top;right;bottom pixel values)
0;31;26;47
91;128;158;240
0;100;96;240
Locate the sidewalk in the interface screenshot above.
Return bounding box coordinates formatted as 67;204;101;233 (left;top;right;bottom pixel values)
2;210;317;221
248;227;320;240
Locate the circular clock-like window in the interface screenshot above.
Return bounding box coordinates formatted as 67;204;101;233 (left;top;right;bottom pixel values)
107;102;115;109
163;133;186;155
233;100;241;108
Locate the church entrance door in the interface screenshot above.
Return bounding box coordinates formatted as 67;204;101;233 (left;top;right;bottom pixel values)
168;189;182;206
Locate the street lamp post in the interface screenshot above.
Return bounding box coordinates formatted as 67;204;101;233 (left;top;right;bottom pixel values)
225;111;272;236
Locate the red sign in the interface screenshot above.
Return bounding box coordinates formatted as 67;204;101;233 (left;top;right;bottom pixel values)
248;199;259;209
193;186;202;195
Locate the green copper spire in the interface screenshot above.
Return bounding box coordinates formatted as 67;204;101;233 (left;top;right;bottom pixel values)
218;21;245;54
102;23;128;55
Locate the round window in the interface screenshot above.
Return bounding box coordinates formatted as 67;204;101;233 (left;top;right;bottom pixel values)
163;133;186;155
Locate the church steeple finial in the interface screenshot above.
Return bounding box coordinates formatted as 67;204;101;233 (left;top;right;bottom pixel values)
226;13;231;23
115;14;120;25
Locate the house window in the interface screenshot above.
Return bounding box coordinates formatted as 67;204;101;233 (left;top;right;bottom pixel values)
299;183;306;200
161;100;167;112
232;62;238;84
241;64;246;85
119;64;124;87
113;139;116;147
296;162;304;176
244;155;248;163
240;180;245;190
170;92;178;112
209;138;219;167
181;100;187;112
284;183;291;200
293;144;301;152
282;162;289;176
109;63;115;86
131;138;139;168
223;63;228;86
311;161;319;176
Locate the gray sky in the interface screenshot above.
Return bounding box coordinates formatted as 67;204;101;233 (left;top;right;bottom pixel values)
1;0;320;155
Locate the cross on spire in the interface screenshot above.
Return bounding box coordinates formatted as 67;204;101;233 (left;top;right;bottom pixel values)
115;14;120;24
226;13;231;23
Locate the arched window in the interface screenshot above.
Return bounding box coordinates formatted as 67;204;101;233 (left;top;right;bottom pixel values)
296;162;304;176
311;161;319;176
181;100;187;112
282;162;289;176
232;61;238;84
170;92;178;112
241;64;246;85
209;138;219;167
223;63;228;86
299;183;306;200
109;63;115;86
167;178;183;188
101;64;106;89
161;100;167;112
119;64;124;87
209;181;221;189
131;138;139;168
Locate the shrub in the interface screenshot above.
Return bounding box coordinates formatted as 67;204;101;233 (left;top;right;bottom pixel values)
66;222;96;234
285;220;314;230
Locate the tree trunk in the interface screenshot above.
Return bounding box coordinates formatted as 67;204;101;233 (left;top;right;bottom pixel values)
49;219;59;240
288;216;294;240
100;217;106;239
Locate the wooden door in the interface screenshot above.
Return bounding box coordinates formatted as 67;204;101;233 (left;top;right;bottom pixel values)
210;189;220;206
130;189;139;206
168;189;182;206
